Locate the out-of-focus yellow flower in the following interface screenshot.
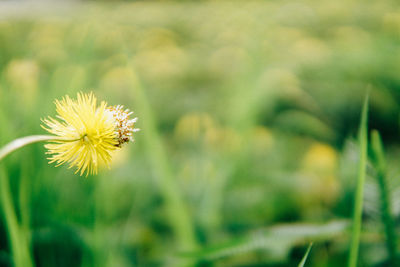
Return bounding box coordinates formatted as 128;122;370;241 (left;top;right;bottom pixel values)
292;38;331;65
174;113;215;144
303;143;338;172
383;12;400;34
29;24;67;66
208;46;248;77
174;113;241;153
100;66;134;96
299;142;339;205
332;26;370;48
41;92;138;176
5;59;39;105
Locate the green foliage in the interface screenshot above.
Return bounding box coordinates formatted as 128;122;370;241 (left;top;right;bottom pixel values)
371;130;398;266
0;1;400;266
183;221;345;263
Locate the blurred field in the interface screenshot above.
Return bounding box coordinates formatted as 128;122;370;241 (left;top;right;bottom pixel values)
1;1;400;266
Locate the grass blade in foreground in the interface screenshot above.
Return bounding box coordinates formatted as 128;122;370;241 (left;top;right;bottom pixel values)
0;167;34;267
181;220;347;262
348;93;369;267
126;66;198;262
298;243;313;267
371;130;398;266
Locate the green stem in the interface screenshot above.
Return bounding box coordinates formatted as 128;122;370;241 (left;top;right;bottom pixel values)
371;130;398;266
348;94;369;267
0;167;33;267
117;34;198;259
0;135;56;267
0;135;55;161
127;67;198;257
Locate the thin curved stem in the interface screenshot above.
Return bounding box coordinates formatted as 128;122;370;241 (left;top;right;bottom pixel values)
0;135;59;161
0;135;57;267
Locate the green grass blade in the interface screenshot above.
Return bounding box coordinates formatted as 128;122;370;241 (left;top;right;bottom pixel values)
0;166;34;267
126;66;198;261
348;93;369;267
298;243;313;267
182;220;347;261
371;130;398;266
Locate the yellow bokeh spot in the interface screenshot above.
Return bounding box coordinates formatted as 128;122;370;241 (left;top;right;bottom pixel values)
303;143;338;172
298;142;340;206
5;59;39;106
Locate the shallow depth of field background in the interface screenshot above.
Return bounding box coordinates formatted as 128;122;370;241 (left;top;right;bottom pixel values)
1;1;400;266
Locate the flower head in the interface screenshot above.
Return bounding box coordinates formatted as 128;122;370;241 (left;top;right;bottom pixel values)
42;92;138;176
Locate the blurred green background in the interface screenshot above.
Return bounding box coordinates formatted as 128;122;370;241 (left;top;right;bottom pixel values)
1;1;400;266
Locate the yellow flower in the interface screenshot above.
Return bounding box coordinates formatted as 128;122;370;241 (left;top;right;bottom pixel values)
42;92;138;176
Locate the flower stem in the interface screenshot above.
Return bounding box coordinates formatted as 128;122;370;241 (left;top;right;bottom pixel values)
0;135;56;267
127;67;198;261
0;135;55;161
0;167;34;267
